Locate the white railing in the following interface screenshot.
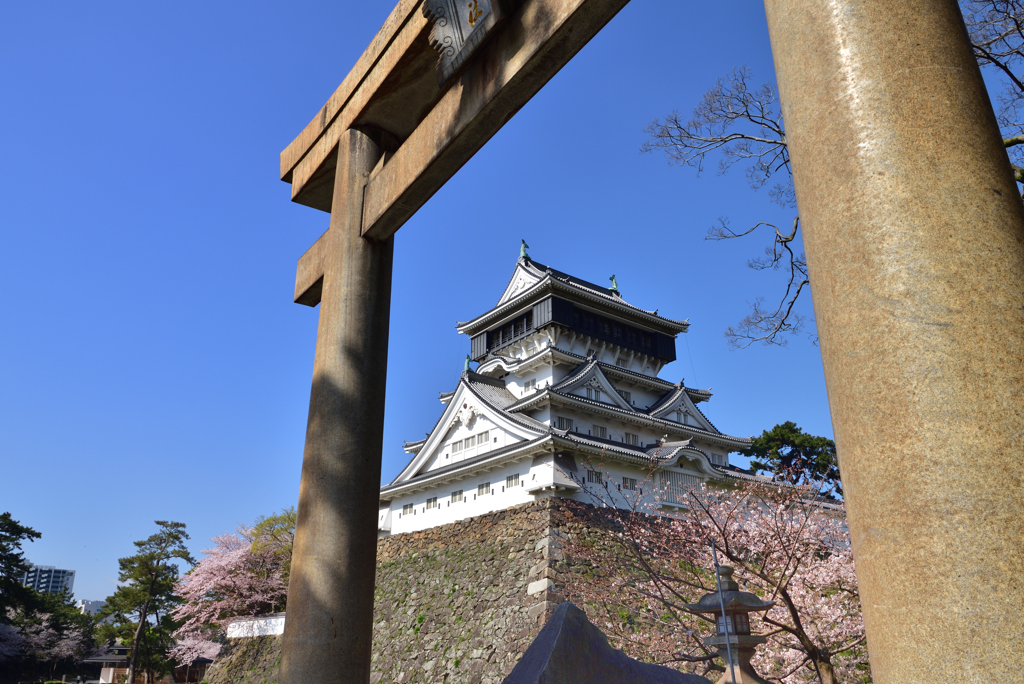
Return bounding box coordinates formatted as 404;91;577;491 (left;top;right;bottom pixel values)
659;471;701;506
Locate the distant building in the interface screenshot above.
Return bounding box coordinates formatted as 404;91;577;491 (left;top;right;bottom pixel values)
22;564;75;595
378;255;755;535
76;599;106;616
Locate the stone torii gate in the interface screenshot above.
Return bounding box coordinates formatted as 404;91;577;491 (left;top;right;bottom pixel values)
278;0;1024;682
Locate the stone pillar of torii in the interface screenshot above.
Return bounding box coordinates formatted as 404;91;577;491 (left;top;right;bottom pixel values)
278;1;1024;682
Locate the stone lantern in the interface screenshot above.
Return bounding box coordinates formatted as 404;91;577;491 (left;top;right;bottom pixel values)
685;566;775;684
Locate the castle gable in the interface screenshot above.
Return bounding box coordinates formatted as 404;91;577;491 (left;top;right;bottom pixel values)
391;374;547;485
549;359;634;412
648;385;718;433
495;261;546;306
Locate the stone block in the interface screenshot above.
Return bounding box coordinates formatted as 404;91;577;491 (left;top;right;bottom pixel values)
528;561;550;578
527;578;555;595
503;602;711;684
526;601;560;622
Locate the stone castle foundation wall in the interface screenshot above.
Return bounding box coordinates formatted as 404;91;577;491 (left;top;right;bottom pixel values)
207;499;573;684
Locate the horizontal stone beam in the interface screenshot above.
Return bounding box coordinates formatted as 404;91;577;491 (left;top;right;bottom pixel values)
360;0;630;240
294;227;329;306
281;0;630;219
281;0;429;209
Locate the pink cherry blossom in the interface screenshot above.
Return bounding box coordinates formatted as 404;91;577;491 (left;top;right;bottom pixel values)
559;477;867;684
170;526;287;664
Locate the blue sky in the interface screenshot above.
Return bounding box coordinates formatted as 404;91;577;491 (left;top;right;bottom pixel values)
0;1;830;602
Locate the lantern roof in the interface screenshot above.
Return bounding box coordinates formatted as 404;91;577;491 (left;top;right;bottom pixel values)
685;566;775;615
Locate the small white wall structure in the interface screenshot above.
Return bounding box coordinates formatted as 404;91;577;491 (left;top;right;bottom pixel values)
226;613;287;638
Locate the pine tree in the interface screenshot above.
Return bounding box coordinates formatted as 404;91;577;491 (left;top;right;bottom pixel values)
96;521;194;684
743;422;841;499
0;512;41;622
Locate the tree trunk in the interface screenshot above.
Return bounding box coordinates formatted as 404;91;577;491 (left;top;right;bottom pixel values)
125;600;149;684
813;656;836;684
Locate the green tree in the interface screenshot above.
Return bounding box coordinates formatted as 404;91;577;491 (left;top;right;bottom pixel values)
96;521;194;684
251;507;296;586
742;422;841;499
0;512;41;622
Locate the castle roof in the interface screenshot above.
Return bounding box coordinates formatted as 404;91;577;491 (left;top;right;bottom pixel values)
456;258;690;337
384;360;751;499
476;345;713;403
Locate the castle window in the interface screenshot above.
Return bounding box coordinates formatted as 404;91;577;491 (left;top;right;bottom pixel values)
506;474;519;488
592;425;607;439
426;497;438;510
587;470;603;485
624;432;639;446
478;430;489;444
623;476;637;491
451;490;463;503
524;378;536;392
452;440;463;453
618;390;632;403
478;482;491;497
556;417;574;431
660;471;701;505
585;387;601;402
616;358;628;368
402;504;414;515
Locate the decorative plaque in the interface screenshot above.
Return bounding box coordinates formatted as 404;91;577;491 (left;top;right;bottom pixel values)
423;0;506;85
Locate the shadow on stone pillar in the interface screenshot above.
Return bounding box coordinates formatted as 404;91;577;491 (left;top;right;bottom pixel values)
502;602;711;684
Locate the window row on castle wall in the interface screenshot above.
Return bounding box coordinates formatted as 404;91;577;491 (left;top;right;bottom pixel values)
556;416;640;446
451;430;490;454
577;380;633;406
574;310;654;350
487;312;534;350
585;468;639;493
583;468;707;505
397;473;525;518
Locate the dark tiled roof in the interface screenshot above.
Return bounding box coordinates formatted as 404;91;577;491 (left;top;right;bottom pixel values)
465;372;548;432
553;432;699;467
548;357;598;392
647;383;687;415
512;385;750;448
456;258;689;334
526;259;627;305
381;436;550;493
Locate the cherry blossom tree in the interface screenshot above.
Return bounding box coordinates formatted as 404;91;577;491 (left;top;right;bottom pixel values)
558;474;867;684
0;620;25;661
170;519;291;665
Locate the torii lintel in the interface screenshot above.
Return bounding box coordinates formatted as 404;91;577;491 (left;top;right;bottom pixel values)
282;0;629;249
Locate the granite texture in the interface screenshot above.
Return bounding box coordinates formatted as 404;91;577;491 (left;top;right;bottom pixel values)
763;0;1024;681
209;500;568;684
281;128;395;684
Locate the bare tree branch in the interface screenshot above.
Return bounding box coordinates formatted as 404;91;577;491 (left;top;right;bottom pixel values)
643;3;1024;348
708;217;811;348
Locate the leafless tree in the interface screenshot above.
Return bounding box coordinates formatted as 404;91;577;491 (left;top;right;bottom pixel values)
645;3;1024;348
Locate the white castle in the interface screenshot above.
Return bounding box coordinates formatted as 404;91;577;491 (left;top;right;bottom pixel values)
378;253;753;535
